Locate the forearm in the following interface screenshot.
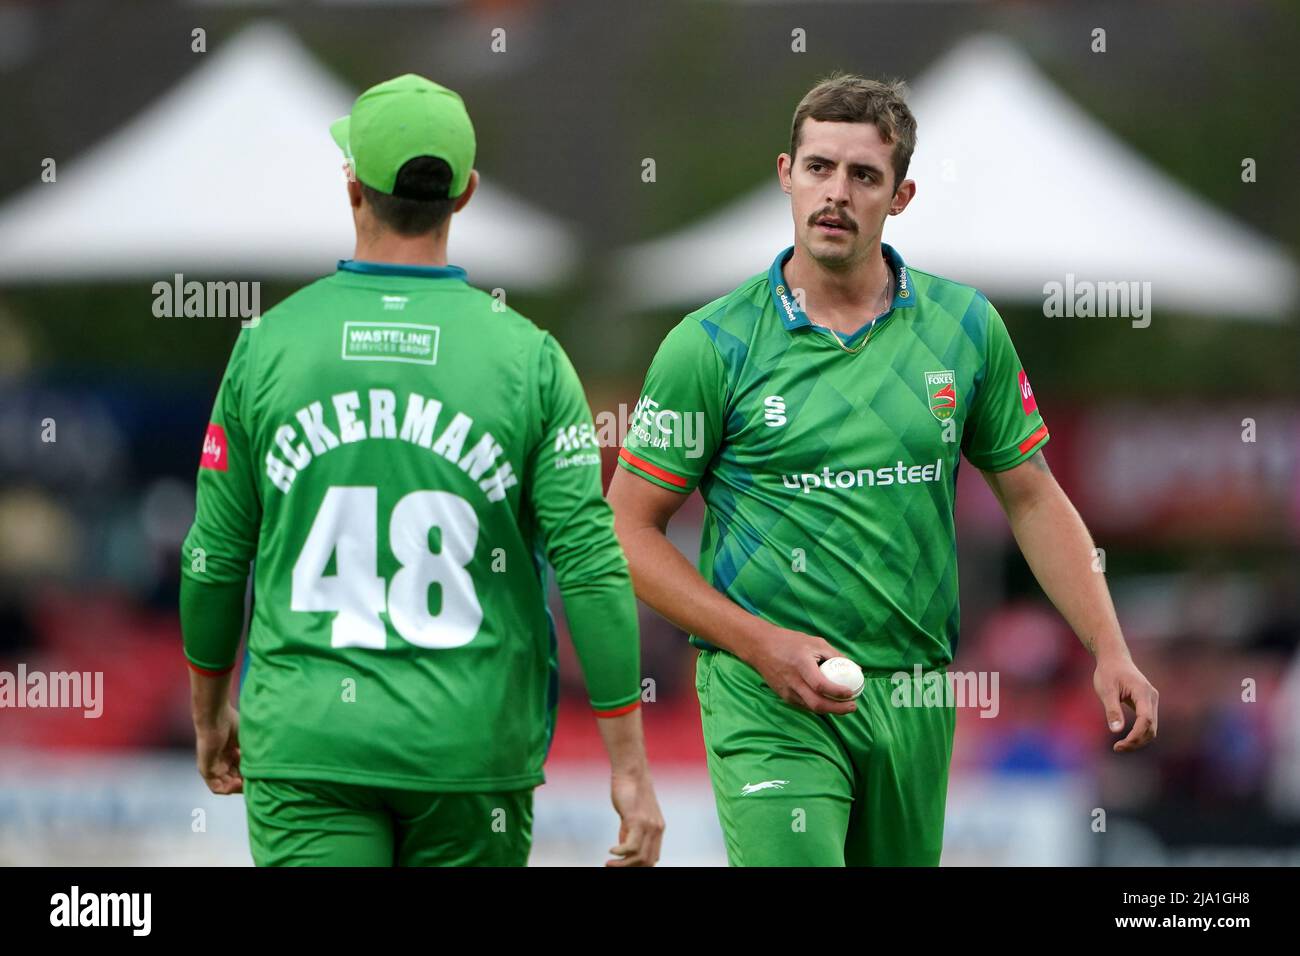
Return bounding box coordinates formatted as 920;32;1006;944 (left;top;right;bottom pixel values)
615;520;775;663
555;539;652;775
189;668;234;728
1004;487;1130;662
594;706;652;777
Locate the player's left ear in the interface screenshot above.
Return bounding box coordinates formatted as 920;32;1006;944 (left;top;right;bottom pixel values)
887;178;916;216
344;163;363;210
453;170;479;214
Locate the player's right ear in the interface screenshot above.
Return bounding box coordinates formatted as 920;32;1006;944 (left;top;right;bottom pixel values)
777;153;793;194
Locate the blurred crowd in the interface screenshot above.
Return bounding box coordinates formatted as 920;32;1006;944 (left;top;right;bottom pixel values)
2;419;1297;835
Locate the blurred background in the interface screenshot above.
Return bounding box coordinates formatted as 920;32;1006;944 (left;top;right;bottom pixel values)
1;0;1298;865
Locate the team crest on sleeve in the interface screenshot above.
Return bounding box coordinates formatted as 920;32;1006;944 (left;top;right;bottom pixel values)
200;423;228;471
925;370;957;421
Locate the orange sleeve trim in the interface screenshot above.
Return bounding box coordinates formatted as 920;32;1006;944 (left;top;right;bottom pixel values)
618;448;688;489
187;659;235;677
1018;424;1050;455
593;700;642;719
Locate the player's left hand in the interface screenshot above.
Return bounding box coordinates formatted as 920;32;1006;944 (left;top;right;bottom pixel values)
195;703;244;794
1093;654;1158;753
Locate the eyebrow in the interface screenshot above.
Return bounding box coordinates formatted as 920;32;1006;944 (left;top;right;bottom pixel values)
803;155;885;178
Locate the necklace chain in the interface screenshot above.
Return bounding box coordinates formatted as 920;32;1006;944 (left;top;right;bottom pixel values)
820;258;894;355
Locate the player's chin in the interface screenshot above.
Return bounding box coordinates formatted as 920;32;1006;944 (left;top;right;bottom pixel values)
805;234;858;264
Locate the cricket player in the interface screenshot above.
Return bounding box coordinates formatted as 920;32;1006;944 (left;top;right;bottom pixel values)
180;74;663;866
607;74;1158;866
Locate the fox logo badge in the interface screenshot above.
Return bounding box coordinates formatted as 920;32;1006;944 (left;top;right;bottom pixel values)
925;370;957;422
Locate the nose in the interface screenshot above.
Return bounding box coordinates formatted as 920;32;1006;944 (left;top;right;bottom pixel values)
824;167;852;206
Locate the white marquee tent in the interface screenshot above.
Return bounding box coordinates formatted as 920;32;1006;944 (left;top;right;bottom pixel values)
0;21;577;288
614;34;1297;319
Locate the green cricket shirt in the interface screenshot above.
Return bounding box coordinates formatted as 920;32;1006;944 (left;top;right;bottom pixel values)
618;244;1049;670
181;260;640;791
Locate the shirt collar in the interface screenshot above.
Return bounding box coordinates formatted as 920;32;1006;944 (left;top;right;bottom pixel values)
337;258;468;280
768;242;915;334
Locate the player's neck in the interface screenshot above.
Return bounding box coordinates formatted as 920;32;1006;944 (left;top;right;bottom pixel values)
352;228;451;268
784;240;891;331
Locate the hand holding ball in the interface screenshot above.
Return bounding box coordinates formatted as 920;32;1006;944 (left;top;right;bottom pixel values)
819;657;865;701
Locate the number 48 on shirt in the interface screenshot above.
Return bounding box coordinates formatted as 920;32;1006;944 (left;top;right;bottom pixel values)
290;486;483;649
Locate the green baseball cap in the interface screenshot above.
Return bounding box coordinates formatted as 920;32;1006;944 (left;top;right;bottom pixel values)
330;74;476;198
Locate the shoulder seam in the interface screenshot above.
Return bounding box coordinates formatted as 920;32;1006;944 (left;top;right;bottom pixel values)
686;270;768;325
904;264;984;296
674;308;731;399
681;269;766;378
527;331;548;466
252;272;337;323
675;311;743;434
967;292;997;423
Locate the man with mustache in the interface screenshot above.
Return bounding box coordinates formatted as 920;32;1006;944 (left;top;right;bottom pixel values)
608;74;1157;866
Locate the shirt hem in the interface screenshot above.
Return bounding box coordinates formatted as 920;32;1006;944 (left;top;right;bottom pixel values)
969;428;1050;472
690;641;954;674
616;451;693;493
243;763;545;792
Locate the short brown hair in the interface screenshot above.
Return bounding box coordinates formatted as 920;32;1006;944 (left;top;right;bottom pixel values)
790;74;917;191
360;156;457;236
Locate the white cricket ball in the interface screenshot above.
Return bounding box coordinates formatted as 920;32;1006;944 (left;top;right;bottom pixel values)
819;657;865;701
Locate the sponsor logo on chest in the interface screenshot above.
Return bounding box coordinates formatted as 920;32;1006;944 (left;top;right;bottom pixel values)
759;367;959;495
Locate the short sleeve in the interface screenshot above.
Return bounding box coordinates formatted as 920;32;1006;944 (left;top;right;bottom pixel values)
961;300;1049;472
181;330;262;584
617;319;726;493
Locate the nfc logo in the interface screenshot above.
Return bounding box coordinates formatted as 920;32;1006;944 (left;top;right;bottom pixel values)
764;395;787;427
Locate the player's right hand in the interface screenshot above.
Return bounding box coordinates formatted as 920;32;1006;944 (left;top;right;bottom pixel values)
195;702;244;795
606;770;665;867
748;628;859;716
